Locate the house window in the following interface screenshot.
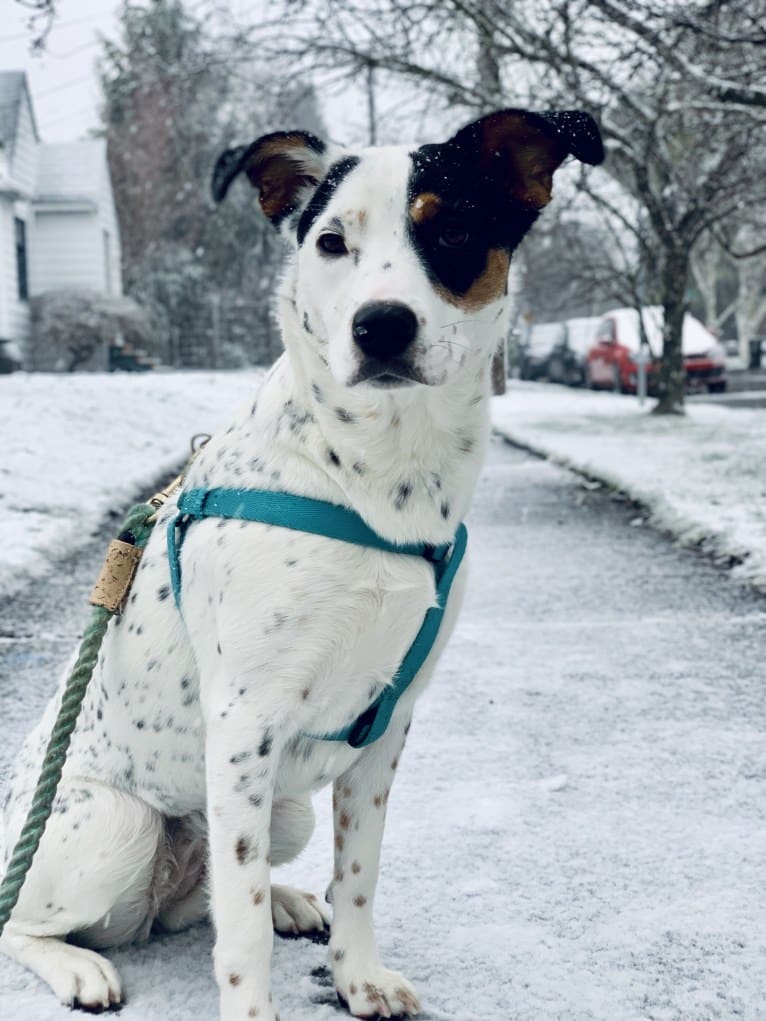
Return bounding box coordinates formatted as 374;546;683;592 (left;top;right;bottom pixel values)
14;217;28;301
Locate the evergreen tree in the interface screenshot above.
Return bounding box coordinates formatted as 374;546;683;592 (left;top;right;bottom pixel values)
99;0;324;366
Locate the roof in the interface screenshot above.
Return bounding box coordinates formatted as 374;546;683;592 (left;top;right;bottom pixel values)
34;140;106;204
0;70;38;154
565;316;601;355
603;307;716;356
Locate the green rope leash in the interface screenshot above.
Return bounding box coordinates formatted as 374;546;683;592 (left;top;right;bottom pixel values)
0;502;157;937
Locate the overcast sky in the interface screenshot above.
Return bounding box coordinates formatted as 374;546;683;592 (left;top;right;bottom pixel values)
0;1;448;149
0;0;123;142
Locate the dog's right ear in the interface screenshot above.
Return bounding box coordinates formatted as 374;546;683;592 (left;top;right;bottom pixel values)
211;131;330;226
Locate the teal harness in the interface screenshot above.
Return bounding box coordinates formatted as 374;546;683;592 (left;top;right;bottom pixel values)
167;487;467;749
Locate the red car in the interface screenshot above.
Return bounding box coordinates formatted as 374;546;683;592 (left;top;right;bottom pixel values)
585;307;727;394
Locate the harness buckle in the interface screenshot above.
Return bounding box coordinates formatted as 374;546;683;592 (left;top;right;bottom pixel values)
422;541;451;564
346;701;381;749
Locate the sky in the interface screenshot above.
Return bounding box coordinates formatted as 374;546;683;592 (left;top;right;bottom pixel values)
0;0;444;148
0;0;123;143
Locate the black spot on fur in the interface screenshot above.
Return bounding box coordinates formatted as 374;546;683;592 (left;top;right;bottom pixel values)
235;836;250;864
441;501;451;520
394;482;412;510
258;729;273;757
327;448;341;468
311;383;324;403
303;312;313;334
335;407;356;423
297;156;361;246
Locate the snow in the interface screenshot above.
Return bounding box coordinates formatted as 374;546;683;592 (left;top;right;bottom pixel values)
0;371;264;600
492;382;766;591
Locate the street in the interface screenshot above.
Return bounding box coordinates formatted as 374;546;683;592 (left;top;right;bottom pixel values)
688;368;766;409
2;436;765;1021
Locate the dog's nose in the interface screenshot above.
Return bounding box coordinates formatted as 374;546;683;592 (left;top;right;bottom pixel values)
352;302;418;360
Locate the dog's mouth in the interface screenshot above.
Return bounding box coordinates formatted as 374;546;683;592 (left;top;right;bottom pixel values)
350;358;425;389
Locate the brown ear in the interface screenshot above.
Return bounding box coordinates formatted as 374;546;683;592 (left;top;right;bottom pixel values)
449;108;604;209
211;131;330;224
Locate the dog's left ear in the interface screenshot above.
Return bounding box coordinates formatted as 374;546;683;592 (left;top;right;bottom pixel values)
448;108;604;209
211;131;331;225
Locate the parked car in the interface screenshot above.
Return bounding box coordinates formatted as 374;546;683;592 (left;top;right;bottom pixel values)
0;338;21;373
584;307;727;394
518;322;566;380
546;316;601;386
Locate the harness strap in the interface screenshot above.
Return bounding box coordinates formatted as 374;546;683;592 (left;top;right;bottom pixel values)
167;487;467;749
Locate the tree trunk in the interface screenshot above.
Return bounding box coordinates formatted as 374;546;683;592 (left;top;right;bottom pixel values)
733;229;766;362
690;233;720;329
653;249;688;415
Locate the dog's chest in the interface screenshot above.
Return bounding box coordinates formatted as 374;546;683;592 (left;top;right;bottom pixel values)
56;491;436;813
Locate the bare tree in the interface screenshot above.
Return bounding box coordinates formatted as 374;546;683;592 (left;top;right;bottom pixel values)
250;0;765;412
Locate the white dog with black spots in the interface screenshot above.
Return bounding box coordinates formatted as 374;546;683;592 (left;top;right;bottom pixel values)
1;107;603;1020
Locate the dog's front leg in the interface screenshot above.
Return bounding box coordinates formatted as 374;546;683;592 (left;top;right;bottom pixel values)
329;713;420;1019
206;711;281;1021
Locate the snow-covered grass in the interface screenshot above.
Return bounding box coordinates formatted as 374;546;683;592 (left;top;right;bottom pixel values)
492;381;766;591
0;371;263;600
4;372;764;601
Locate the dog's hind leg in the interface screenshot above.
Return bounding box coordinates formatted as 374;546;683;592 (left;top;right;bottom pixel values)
270;796;329;936
1;779;164;1007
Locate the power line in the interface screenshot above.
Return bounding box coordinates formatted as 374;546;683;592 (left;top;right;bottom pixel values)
0;11;114;45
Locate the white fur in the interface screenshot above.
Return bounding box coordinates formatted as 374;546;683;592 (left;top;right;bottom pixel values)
1;142;509;1020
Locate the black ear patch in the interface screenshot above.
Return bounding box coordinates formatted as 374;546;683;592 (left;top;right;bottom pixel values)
448;107;604;210
211;131;328;226
537;110;604;167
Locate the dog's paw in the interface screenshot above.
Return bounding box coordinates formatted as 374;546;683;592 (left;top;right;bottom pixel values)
271;882;330;938
335;966;420;1019
49;944;123;1011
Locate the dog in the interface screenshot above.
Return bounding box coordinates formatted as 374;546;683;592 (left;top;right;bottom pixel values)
1;107;603;1019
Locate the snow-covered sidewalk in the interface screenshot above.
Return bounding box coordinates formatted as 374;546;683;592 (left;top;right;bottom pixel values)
492;382;766;591
0;371;263;600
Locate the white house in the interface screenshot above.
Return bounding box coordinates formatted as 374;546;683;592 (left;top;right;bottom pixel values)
0;71;122;364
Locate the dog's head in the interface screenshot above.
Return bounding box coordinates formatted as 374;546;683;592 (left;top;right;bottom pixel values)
213;109;603;391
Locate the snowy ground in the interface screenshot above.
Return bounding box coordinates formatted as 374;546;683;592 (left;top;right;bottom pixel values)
2;374;765;1020
493;382;766;592
0;371;264;600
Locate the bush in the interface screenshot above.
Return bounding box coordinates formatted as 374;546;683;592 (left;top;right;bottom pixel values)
29;290;153;372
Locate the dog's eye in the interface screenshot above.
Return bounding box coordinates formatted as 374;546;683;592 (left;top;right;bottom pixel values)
438;224;470;248
317;233;348;257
